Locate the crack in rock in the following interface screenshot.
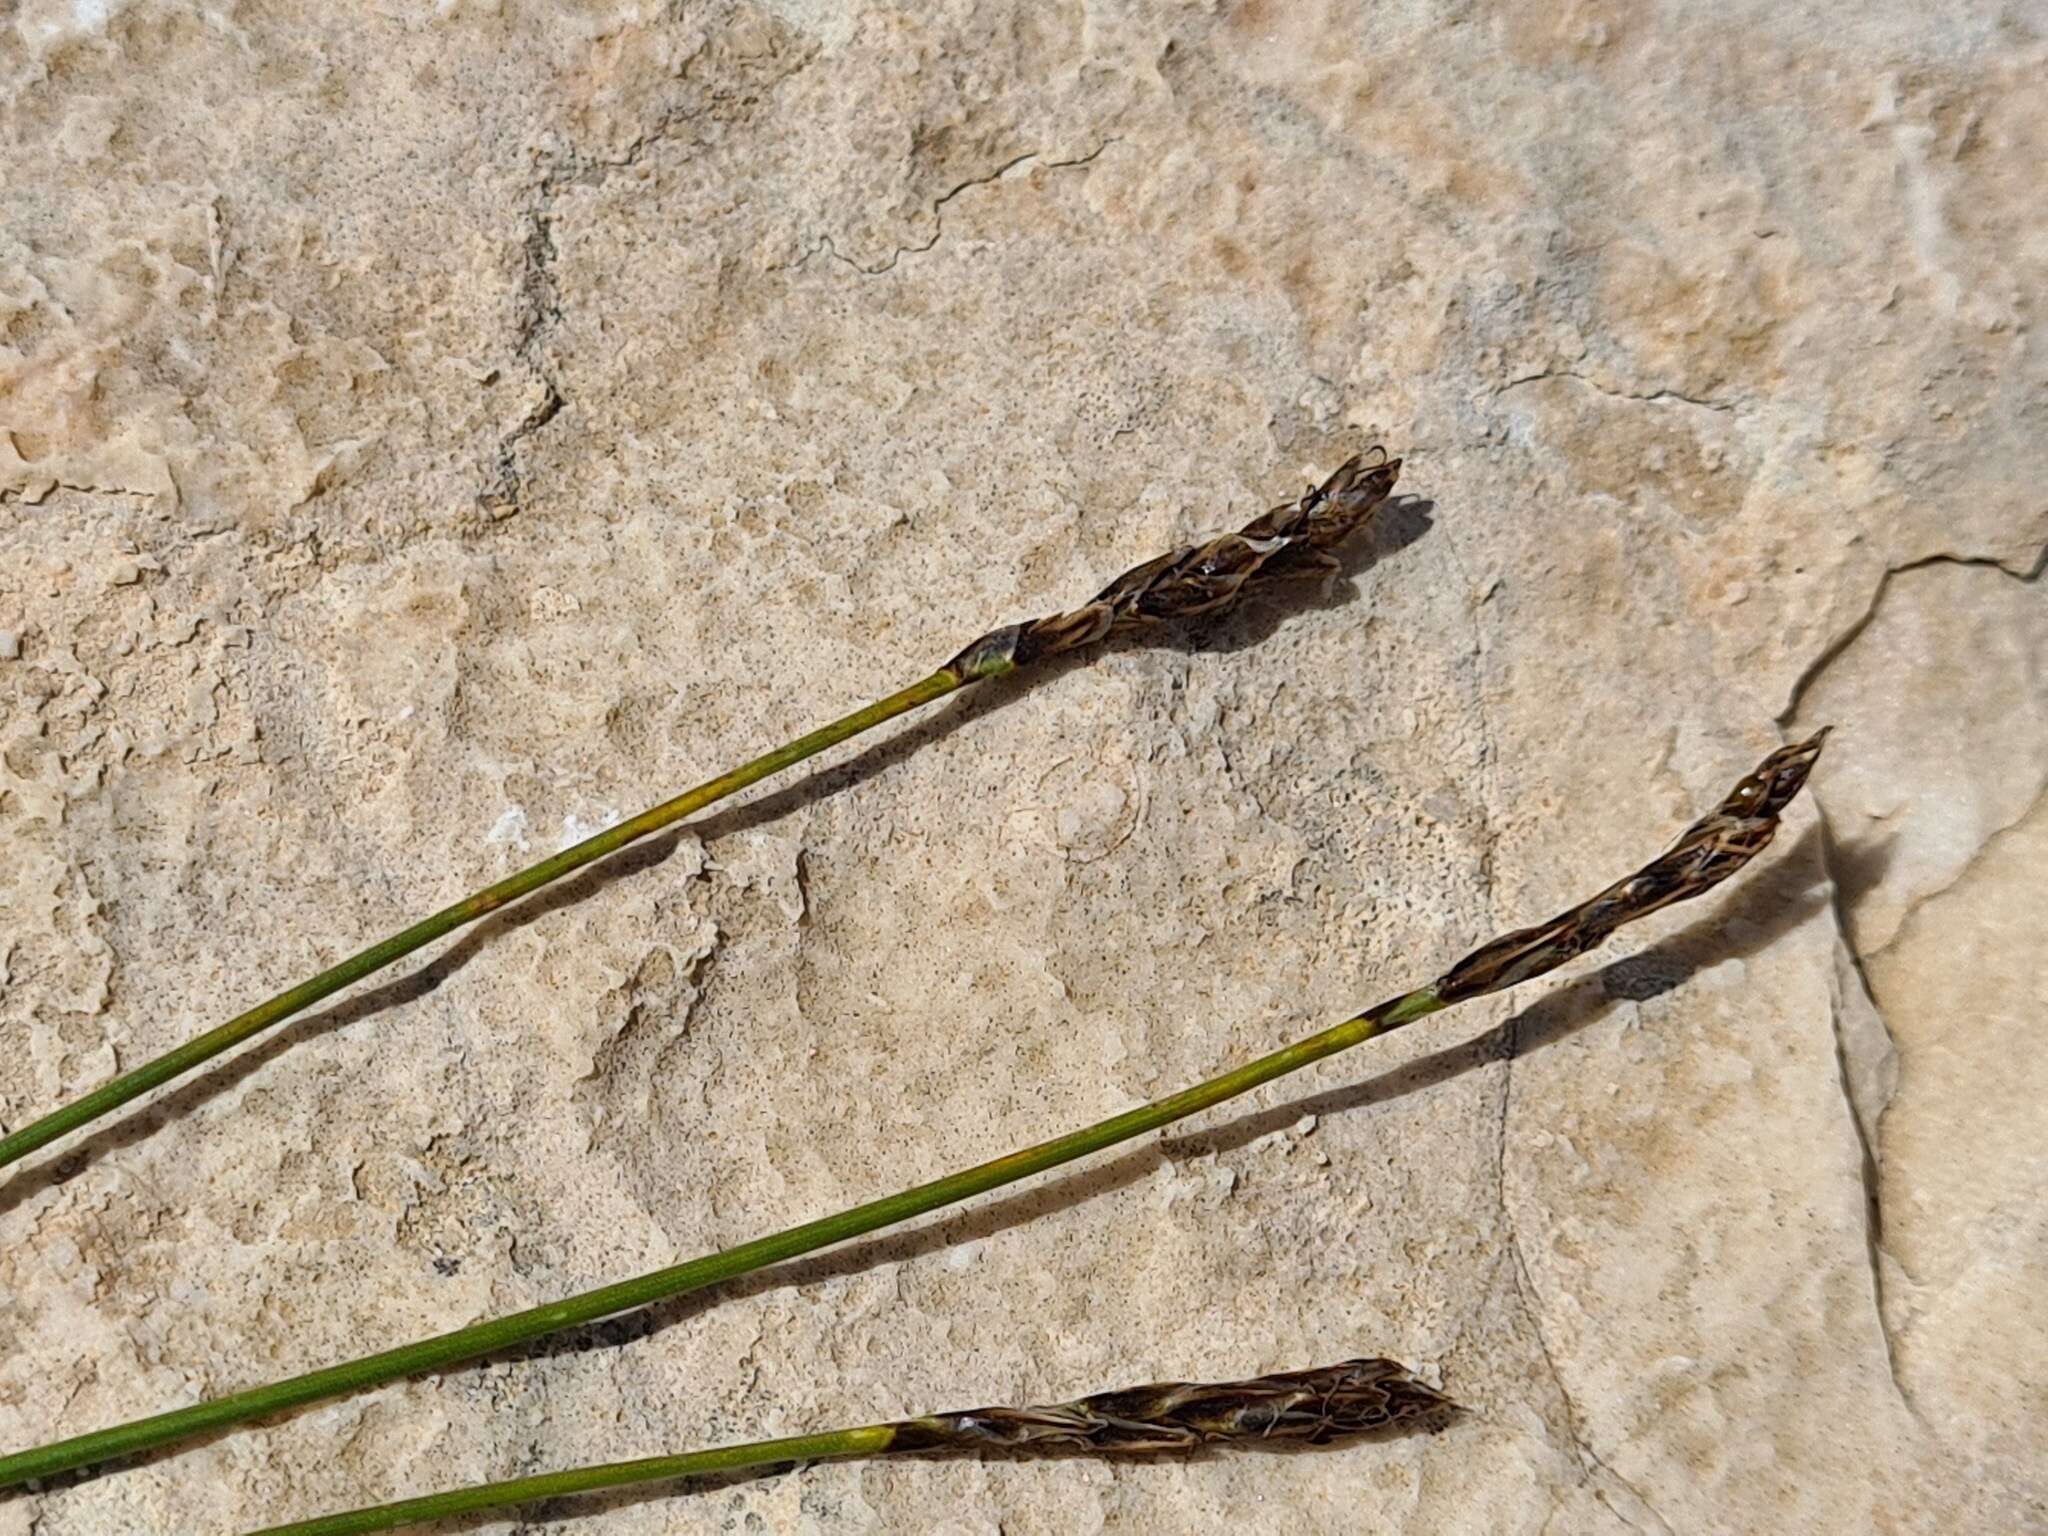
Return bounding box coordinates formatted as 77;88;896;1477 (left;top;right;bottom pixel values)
1812;801;1913;1411
1497;368;1737;414
474;24;819;517
1776;547;2048;725
1497;1067;1678;1536
1773;550;2047;1412
0;479;162;507
1456;520;1671;1526
479;201;567;519
820;138;1118;277
1872;779;2048;963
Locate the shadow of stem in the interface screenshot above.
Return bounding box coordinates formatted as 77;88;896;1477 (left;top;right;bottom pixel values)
0;496;1432;1216
396;826;1847;1536
10;819;1860;1504
508;823;1842;1372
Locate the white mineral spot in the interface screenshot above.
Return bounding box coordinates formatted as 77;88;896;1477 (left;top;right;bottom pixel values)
484;806;529;853
944;1240;985;1272
559;807;622;848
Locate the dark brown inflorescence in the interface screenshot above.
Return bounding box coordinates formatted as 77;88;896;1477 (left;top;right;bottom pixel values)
894;1357;1456;1455
1434;730;1830;1004
945;450;1402;679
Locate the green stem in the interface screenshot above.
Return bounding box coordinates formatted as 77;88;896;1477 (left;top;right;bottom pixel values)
0;731;1825;1493
0;451;1401;1187
249;1355;1451;1535
0;987;1443;1488
0;668;969;1176
249;1426;902;1536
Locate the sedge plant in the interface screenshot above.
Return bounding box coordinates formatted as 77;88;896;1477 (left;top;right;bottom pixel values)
0;731;1826;1491
252;1357;1455;1536
0;452;1401;1180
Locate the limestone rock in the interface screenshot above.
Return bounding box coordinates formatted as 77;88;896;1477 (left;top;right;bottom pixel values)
2;2;2041;1531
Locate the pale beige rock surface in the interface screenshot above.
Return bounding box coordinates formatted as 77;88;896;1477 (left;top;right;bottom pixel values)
1;2;2042;1532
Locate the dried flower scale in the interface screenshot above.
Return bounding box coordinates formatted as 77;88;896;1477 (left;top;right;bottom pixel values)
904;1355;1454;1454
1436;730;1830;1002
251;1360;1456;1535
0;731;1824;1496
0;453;1400;1181
947;449;1402;675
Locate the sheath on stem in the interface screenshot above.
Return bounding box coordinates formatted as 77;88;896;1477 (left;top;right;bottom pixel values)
0;454;1399;1180
253;1358;1456;1536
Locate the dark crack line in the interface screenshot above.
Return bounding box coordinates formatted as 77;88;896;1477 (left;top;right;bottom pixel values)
481;200;568;517
572;102;706;184
823;137;1119;277
539;23;816;192
1809;798;1915;1414
1774;549;2048;1414
1777;546;2047;724
0;480;160;507
1436;514;1543;1516
475;23;821;515
1498;368;1736;414
1447;520;1656;1523
481;103;734;514
1520;1319;1659;1536
1778;548;2045;1414
1436;520;1502;898
484;92;705;511
546;91;722;194
1483;819;1669;1535
1872;779;2048;962
1499;1117;1677;1536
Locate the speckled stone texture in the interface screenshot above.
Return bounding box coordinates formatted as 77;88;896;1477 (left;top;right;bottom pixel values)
1;2;2042;1532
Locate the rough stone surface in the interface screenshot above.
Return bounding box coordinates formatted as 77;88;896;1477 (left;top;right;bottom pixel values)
1;3;2042;1532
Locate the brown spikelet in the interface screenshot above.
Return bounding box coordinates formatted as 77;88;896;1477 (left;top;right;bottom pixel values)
893;1357;1457;1456
1434;730;1829;1004
947;450;1402;678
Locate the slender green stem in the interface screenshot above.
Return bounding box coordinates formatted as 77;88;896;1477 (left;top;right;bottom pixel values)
0;987;1444;1488
250;1426;901;1536
0;730;1821;1494
251;1356;1453;1535
0;450;1400;1186
0;669;968;1176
